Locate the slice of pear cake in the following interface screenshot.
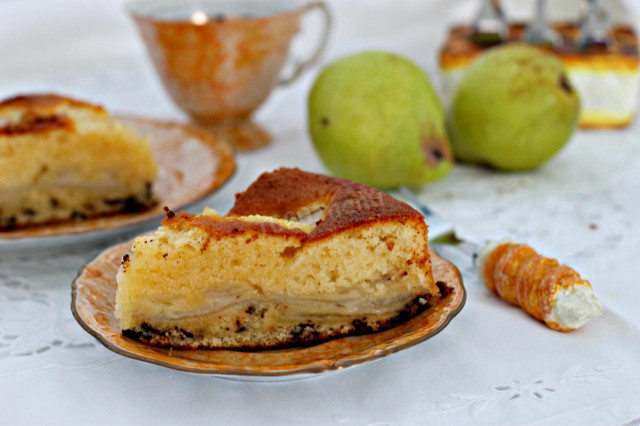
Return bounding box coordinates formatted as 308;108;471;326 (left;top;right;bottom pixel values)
115;168;441;349
0;94;158;229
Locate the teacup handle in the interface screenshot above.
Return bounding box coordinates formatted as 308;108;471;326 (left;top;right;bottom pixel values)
278;1;332;86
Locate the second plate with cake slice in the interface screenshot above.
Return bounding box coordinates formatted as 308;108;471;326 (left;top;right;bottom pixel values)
0;95;235;253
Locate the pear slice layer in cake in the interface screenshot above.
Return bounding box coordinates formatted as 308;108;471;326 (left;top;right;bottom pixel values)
115;168;442;349
0;94;158;229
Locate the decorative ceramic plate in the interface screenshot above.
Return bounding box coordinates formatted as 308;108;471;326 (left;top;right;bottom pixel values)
0;117;235;253
72;242;466;379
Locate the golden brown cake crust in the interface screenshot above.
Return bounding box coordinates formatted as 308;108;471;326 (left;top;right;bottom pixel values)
227;168;423;243
162;211;309;242
0;93;106;114
0;94;105;136
440;23;640;69
0;114;73;136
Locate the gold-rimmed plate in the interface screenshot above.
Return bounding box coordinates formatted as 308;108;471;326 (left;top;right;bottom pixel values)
72;242;465;380
0;117;235;253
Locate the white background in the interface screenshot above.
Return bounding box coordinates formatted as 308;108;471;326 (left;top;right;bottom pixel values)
1;0;640;424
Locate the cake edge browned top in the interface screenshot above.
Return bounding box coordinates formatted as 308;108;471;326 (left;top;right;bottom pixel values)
440;23;640;67
0;93;106;136
162;210;310;243
160;168;427;244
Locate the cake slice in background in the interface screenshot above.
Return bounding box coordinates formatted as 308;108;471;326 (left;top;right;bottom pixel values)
0;94;158;229
439;23;640;129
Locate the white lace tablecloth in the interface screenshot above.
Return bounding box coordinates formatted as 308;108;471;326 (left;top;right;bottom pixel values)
1;0;640;424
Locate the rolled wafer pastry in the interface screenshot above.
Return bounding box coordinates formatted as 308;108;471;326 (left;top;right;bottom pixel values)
476;240;602;331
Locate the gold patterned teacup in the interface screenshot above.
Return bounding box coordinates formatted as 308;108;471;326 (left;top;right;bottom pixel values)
127;0;331;150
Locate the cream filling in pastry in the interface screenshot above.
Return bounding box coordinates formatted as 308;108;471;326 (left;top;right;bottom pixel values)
550;285;602;330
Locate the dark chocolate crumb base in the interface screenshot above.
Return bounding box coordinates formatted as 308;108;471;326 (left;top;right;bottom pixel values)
123;323;195;342
0;190;158;231
121;293;440;351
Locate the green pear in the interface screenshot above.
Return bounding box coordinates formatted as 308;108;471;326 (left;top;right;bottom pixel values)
308;51;453;189
447;44;580;171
